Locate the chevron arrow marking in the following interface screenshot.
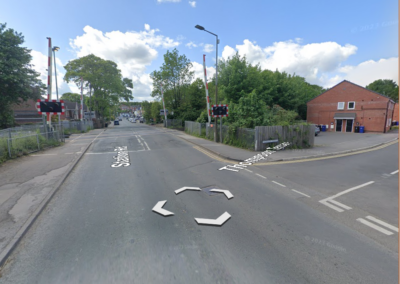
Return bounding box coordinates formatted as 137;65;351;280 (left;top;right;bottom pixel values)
175;186;201;195
194;212;231;226
209;189;234;199
152;200;174;216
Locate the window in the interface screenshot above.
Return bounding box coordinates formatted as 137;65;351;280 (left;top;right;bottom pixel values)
348;101;355;109
337;102;345;110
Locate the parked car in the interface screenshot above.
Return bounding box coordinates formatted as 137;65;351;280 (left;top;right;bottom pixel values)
119;118;122;121
315;126;320;136
114;120;120;125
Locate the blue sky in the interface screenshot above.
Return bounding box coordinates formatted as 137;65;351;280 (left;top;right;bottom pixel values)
1;0;398;101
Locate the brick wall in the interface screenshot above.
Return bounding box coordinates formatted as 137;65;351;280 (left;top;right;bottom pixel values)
393;103;399;122
307;81;392;133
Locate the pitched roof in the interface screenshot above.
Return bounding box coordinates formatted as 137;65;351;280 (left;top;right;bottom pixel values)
307;80;395;103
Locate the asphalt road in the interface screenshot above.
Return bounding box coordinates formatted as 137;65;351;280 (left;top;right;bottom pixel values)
0;120;397;283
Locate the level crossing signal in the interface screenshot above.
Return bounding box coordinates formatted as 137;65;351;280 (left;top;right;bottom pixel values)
211;105;229;117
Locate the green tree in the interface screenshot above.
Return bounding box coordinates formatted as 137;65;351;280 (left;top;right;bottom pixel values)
218;52;262;105
0;23;45;128
150;101;162;123
366;79;398;102
60;92;81;103
63;54;133;126
150;48;194;113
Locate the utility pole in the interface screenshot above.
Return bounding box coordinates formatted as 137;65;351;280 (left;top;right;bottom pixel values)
46;37;52;129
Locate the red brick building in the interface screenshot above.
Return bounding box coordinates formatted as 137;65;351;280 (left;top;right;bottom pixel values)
307;80;396;133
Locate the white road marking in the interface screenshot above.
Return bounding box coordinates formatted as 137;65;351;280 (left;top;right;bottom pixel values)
291;189;310;198
357;218;394;235
255;173;266;179
319;181;374;212
194;212;231;226
328;199;352;210
319;200;344;212
85;150;146;155
209;189;234;199
244;169;253;173
272;181;286;187
152;200;174;216
328;181;375;199
30;154;57;156
390;170;399;175
365;216;398;233
175;187;201;195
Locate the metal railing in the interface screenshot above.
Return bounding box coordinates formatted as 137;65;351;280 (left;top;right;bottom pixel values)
0;130;62;161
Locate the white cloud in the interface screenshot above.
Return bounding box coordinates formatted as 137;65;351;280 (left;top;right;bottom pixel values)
189;1;196;7
203;44;214;53
192;61;215;83
221;39;361;87
69;25;180;101
30;50;70;99
333;57;398;87
186;41;197;49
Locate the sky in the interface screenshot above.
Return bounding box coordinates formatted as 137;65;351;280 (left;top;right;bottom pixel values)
1;0;398;102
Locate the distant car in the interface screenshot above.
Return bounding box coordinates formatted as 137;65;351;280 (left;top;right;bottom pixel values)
114;120;120;125
315;126;320;136
140;118;144;123
119;118;122;121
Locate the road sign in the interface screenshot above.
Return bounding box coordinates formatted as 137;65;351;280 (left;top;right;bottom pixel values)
160;109;169;116
211;105;229;117
36;99;65;115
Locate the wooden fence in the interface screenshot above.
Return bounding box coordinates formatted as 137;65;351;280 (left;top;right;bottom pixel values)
255;125;315;151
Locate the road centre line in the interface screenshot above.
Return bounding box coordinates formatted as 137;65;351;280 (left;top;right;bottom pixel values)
272;181;286;187
357;218;394;235
244;169;253;173
365;216;398;232
138;135;151;150
291;189;310;198
255;173;266;179
390;170;399;175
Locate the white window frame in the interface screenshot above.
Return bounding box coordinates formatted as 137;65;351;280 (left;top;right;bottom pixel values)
337;102;345;110
347;101;355;110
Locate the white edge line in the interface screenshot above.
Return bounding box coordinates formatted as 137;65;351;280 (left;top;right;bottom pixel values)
390;170;399;175
255;173;266;179
357;218;394;235
365;216;398;232
328;199;352;210
272;181;286;187
319;200;344;212
291;189;310;198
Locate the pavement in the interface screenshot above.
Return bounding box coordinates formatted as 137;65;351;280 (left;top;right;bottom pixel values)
160;126;399;162
0;121;397;283
0;123;114;266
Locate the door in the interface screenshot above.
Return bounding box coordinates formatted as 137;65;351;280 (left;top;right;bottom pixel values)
346;119;353;132
336;119;342;132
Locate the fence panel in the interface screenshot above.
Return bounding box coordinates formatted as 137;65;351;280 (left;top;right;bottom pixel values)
255;124;314;151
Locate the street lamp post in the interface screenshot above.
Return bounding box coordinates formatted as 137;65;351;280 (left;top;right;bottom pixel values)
195;25;220;143
52;46;61;131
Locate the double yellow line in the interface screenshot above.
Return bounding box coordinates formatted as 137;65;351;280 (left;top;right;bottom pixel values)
192;140;398;166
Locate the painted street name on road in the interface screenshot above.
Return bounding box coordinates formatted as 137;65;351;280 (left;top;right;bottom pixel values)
111;146;131;167
219;142;290;172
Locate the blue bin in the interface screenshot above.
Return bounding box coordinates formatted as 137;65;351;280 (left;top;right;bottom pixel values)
321;125;326;132
359;126;364;133
397;121;399;125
